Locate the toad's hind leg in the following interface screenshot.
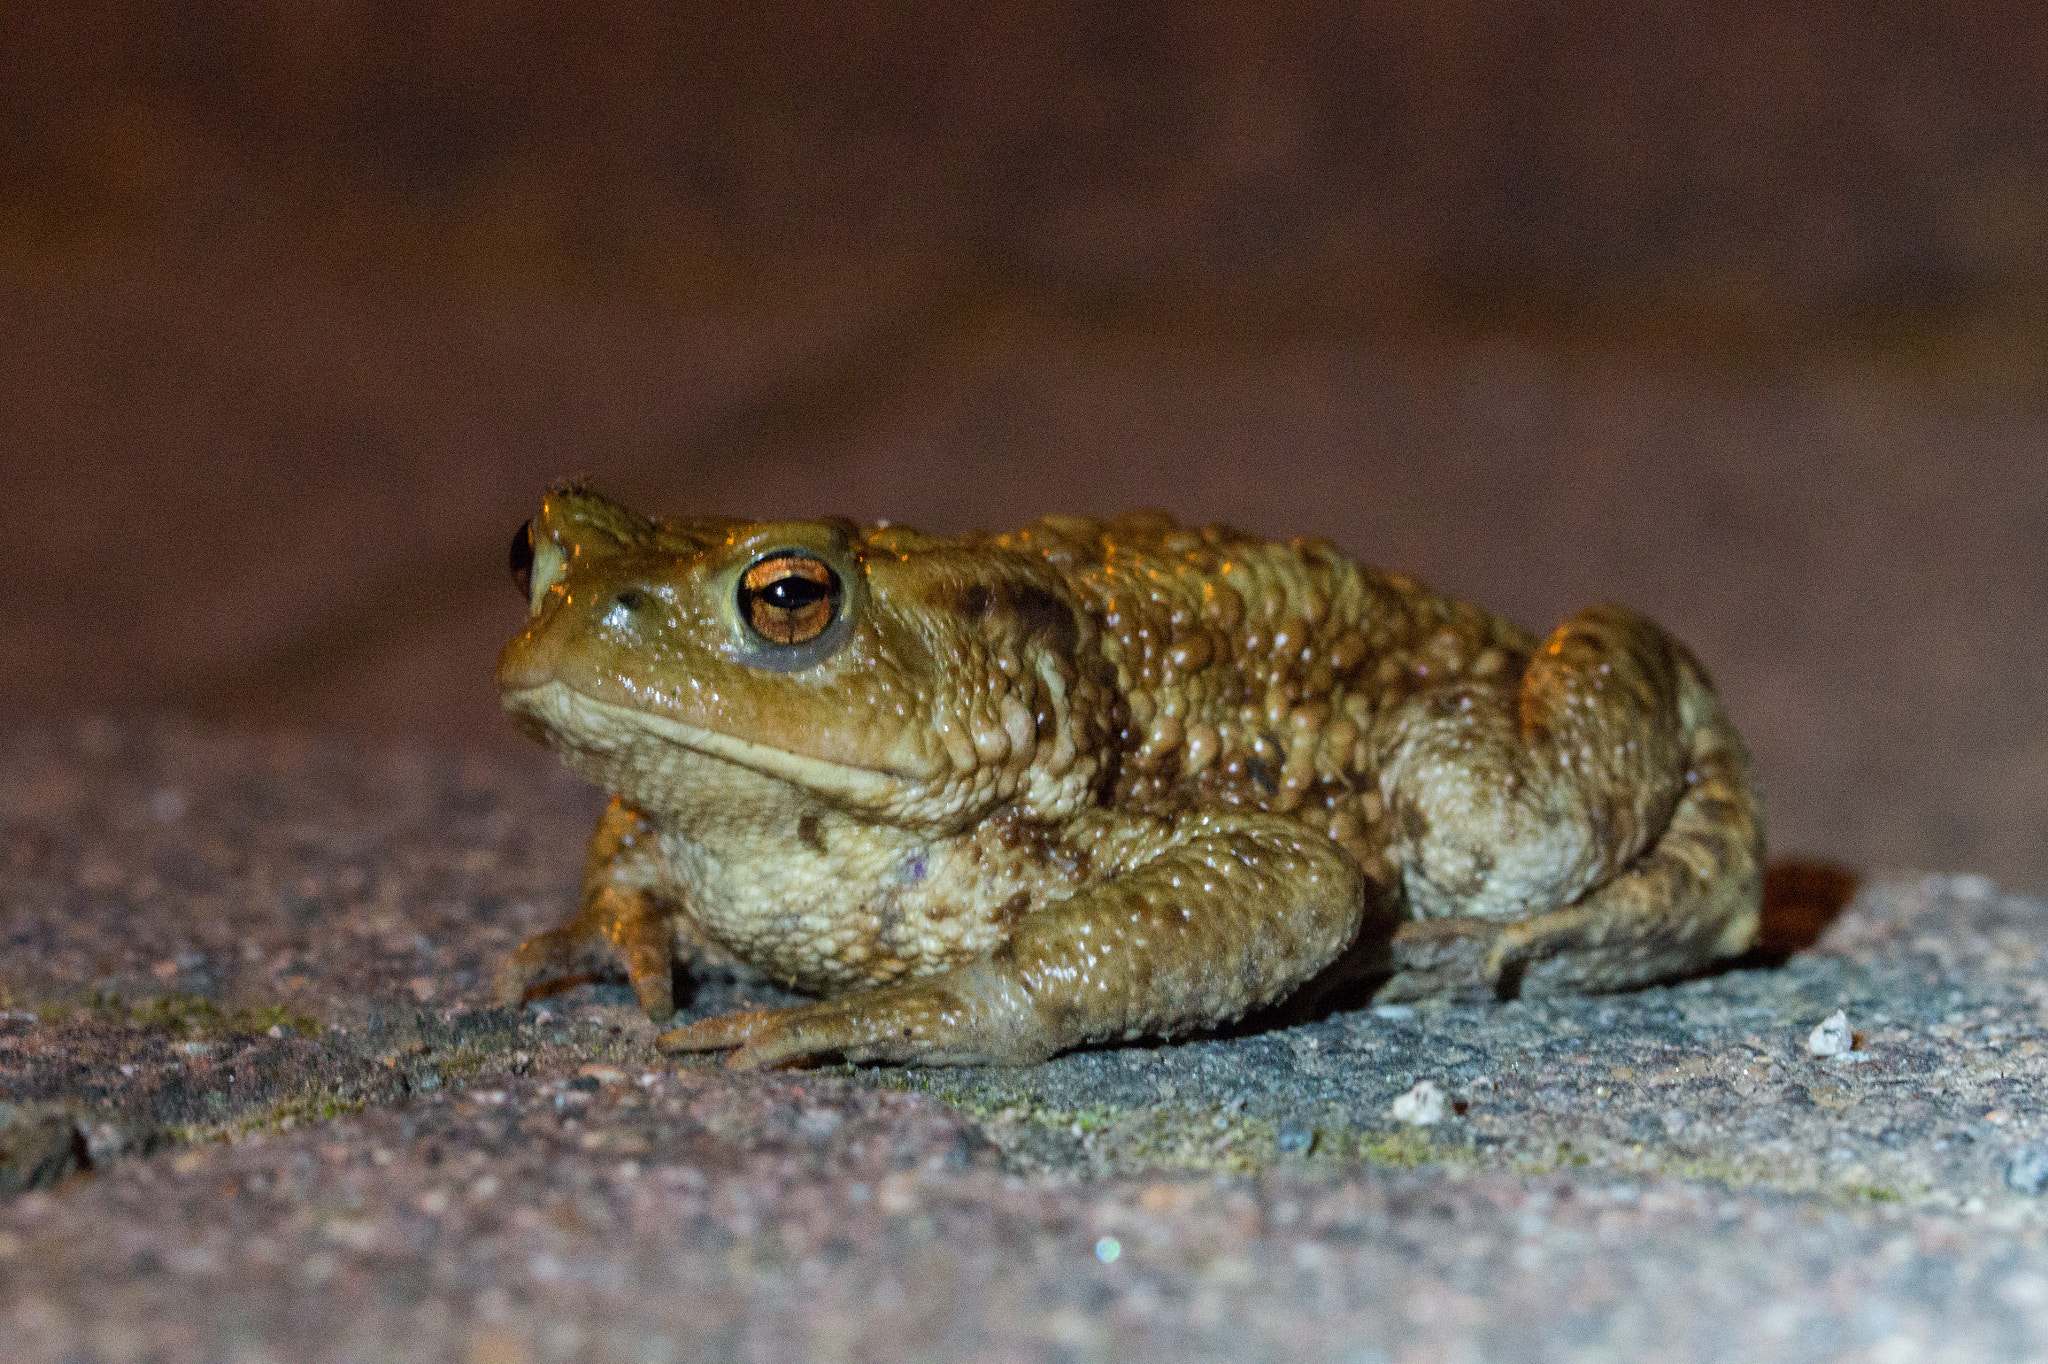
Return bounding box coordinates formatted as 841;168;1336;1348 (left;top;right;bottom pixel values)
1376;604;1764;1000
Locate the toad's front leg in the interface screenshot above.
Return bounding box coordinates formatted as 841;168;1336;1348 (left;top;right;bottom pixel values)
656;811;1369;1068
500;798;689;1019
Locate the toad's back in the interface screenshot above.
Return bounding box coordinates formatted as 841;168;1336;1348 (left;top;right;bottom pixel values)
989;511;1539;884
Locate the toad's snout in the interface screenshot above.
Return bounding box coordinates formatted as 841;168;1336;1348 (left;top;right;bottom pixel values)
495;623;563;695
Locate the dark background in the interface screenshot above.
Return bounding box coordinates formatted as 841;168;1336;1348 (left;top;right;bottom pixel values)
3;3;2044;890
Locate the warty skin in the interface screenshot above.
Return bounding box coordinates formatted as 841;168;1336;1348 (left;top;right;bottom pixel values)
497;485;1764;1068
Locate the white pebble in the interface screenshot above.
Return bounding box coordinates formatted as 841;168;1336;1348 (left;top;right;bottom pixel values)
1947;873;1997;900
1807;1010;1854;1057
1391;1079;1447;1126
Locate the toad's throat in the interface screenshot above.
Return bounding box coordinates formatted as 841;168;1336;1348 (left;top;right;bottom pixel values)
503;681;901;804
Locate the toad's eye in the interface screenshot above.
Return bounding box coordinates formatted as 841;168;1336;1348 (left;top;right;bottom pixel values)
738;553;841;646
509;521;536;596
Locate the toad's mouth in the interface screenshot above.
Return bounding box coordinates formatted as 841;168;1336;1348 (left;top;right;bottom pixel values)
502;681;903;805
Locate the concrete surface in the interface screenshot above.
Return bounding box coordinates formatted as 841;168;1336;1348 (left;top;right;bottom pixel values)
8;721;2048;1362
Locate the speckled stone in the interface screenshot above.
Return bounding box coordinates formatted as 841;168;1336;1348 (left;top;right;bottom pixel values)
5;720;2048;1362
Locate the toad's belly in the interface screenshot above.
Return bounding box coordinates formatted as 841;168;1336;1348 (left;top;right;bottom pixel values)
655;818;1049;996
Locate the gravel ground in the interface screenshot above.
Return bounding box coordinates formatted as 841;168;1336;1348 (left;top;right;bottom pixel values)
7;721;2048;1363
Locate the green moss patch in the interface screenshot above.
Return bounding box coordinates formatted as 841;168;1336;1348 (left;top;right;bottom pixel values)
38;991;319;1041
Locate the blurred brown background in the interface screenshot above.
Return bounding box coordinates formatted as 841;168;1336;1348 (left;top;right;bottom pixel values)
3;3;2044;890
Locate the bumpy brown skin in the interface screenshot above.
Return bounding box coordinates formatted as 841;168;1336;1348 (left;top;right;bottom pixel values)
497;487;1764;1069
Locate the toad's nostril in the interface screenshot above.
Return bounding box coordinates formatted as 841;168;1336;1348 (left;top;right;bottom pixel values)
613;589;645;612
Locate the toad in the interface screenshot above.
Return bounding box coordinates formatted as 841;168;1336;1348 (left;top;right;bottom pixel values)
498;485;1763;1068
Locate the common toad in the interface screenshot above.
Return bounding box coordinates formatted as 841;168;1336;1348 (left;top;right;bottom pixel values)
498;486;1763;1068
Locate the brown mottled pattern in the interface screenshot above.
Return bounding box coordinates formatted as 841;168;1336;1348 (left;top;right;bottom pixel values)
983;512;1537;884
499;487;1764;1068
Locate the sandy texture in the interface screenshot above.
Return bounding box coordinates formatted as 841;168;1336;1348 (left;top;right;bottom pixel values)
5;721;2048;1362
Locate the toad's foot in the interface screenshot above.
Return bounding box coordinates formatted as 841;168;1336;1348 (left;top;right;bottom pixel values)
1375;917;1503;1002
501;798;694;1021
499;884;677;1019
1374;913;1602;1001
656;965;1054;1069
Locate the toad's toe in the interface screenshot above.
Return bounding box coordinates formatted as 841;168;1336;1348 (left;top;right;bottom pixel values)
1378;917;1506;1002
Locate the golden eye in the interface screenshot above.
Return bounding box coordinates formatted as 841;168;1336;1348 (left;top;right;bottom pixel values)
738;553;840;645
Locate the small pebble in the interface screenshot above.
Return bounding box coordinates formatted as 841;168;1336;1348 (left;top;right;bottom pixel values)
1276;1120;1317;1155
2007;1146;2048;1195
796;1109;843;1140
1948;873;1997;900
1391;1080;1446;1126
1807;1010;1854;1057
